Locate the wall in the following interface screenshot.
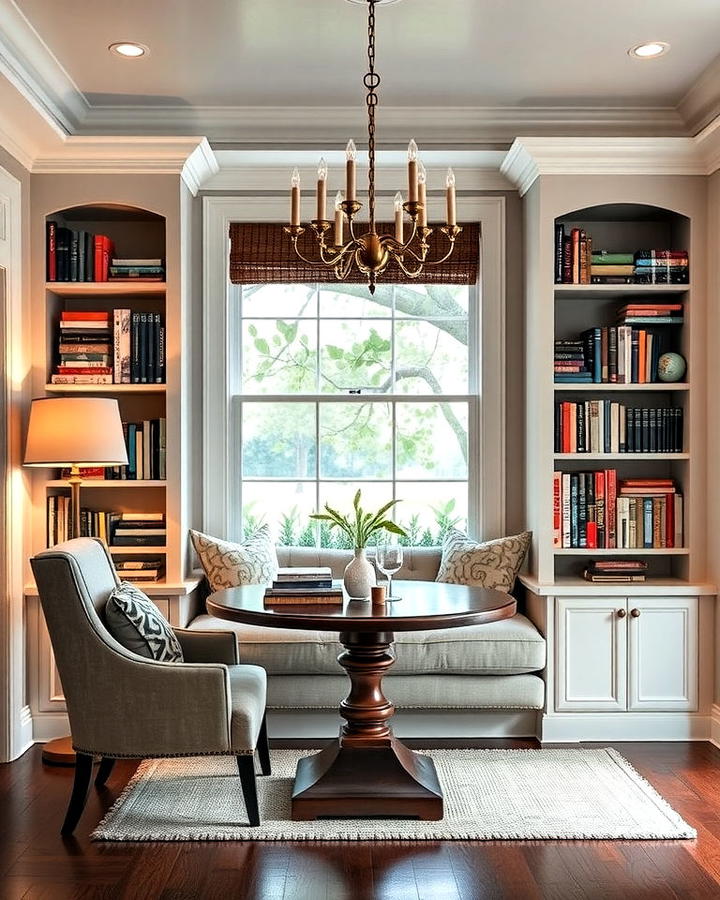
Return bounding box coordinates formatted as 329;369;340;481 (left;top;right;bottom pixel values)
708;171;720;705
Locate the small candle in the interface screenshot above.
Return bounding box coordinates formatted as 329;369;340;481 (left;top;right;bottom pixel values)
290;167;301;226
346;139;357;202
418;161;427;228
334;190;344;245
407;139;418;203
394;192;404;243
371;585;386;607
446;167;457;226
316;157;328;221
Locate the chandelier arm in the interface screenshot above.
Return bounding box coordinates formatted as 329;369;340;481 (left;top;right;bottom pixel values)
419;229;463;267
290;239;347;270
396;240;429;265
392;253;425;279
318;239;357;266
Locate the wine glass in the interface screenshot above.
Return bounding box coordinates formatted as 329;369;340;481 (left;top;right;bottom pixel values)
376;534;403;602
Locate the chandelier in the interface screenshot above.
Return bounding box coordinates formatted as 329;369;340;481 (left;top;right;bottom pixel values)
285;0;461;294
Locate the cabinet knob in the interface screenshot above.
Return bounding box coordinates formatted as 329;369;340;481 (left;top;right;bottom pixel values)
617;608;627;618
630;608;641;618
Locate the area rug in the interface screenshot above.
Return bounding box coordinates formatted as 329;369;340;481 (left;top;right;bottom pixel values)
92;748;695;842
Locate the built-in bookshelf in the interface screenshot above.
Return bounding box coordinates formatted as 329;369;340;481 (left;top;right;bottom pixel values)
26;200;197;593
523;197;707;589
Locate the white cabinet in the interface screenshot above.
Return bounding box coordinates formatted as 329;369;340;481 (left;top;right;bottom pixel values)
555;596;698;713
556;597;626;711
628;598;698;711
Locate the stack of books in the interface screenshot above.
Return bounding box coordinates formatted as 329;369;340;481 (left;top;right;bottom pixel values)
553;470;683;549
108;419;166;480
590;251;634;285
114;557;166;584
555;400;683;454
583;560;648;584
617;303;683;326
554;225;592;284
110;258;165;282
51;309;165;385
110;513;166;547
53;311;113;384
554;339;592;383
633;250;689;285
46;223;114;282
46;498;115;546
264;567;343;605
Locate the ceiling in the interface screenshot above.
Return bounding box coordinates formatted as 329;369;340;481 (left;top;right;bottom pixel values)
4;0;720;145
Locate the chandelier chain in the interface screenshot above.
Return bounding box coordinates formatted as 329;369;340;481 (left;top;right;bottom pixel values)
363;0;380;230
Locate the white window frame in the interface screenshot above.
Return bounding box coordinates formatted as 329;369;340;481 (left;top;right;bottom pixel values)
202;194;506;542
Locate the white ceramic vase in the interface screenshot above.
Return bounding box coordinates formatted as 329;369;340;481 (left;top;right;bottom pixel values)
343;548;376;599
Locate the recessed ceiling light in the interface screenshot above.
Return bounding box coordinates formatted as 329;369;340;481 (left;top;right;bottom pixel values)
628;41;670;59
108;42;148;58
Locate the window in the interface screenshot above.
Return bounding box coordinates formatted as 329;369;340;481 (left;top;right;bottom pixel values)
233;281;477;547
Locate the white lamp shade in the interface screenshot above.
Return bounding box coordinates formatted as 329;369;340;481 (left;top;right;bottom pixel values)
24;397;129;467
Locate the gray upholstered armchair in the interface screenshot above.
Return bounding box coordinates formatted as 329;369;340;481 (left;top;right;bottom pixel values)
30;538;270;834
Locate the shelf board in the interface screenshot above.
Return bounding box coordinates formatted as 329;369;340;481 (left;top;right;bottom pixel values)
554;548;689;556
25;576;202;598
46;480;167;488
45;383;165;394
518;573;716;597
554;383;689;392
554;453;688;461
554;284;689;298
108;546;167;555
46;282;166;296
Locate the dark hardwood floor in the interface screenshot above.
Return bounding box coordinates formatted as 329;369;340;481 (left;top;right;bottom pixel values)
2;740;720;899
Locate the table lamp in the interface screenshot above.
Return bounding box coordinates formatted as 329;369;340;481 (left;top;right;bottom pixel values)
24;397;129;766
24;397;128;539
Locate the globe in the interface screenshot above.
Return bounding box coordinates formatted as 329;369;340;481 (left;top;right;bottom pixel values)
657;352;686;383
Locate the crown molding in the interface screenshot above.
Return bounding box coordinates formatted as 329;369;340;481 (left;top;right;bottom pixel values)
79;103;687;146
32;137;219;195
501;136;706;195
203;149;511;192
677;52;720;136
0;0;86;136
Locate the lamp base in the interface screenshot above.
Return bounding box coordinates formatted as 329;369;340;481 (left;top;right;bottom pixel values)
42;735;78;767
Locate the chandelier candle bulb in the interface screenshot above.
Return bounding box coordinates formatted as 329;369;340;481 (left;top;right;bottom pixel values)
334;190;344;245
407;139;419;203
394;192;404;242
290;167;301;226
316;158;328;221
346;139;357;202
418;161;428;228
446;167;457;227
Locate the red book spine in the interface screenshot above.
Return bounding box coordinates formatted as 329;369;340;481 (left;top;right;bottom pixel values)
562;237;572;283
665;493;674;548
102;235;112;281
46;221;56;282
606;468;617;549
94;235;103;282
56;366;113;375
562;403;571;454
595;471;605;548
586;521;597;549
60;311;110;321
553;472;561;547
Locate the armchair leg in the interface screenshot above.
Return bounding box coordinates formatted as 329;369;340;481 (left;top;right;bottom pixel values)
257;714;271;776
95;756;116;788
237;755;260;826
61;751;94;835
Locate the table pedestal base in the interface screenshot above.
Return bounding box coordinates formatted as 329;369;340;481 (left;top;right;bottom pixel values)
292;735;443;821
291;630;443;821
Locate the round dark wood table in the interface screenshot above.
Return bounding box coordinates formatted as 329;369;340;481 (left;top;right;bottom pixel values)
207;580;517;821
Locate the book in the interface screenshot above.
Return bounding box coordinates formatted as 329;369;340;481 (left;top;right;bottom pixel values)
113;308;132;384
591;252;634;265
50;374;113;384
46;221;57;281
112;258;164;266
264;593;344;606
275;566;333;580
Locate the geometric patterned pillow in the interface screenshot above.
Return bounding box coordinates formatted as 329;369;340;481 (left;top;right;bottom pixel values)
105;582;184;662
190;525;278;592
436;528;532;592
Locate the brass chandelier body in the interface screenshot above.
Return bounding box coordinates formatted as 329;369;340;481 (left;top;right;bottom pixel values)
285;0;461;293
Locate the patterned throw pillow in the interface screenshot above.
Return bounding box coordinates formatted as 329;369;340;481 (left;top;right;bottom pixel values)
105;582;183;662
190;526;278;592
436;529;532;592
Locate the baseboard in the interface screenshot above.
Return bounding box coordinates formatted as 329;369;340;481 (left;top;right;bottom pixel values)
266;709;540;740
540;712;712;743
31;712;69;743
710;704;720;749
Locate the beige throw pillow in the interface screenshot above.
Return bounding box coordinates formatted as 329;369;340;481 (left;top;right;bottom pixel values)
436;528;531;592
190;526;278;591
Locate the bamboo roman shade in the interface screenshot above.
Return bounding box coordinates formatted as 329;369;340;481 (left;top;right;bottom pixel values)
229;223;480;285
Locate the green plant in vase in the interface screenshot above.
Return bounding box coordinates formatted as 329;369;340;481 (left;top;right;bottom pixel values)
311;490;407;599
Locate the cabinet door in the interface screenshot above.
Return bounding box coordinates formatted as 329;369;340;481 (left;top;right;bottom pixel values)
556;597;627;711
628;597;698;711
